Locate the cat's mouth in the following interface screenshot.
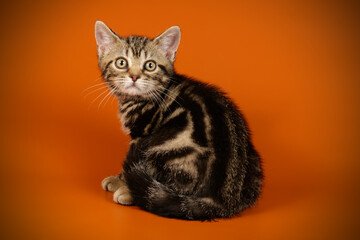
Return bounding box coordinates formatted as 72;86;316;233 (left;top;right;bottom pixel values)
124;84;142;95
111;77;156;97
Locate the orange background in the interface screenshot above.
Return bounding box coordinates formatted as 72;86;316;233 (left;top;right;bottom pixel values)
0;0;359;239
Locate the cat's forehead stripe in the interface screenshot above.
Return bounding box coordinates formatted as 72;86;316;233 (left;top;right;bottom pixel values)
125;36;150;57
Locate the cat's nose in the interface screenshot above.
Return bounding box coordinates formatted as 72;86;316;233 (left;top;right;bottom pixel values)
130;74;140;82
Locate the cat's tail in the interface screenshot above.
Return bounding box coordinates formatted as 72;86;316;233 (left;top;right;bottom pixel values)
123;162;232;221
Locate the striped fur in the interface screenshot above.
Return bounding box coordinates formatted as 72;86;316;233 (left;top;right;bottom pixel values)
96;21;263;220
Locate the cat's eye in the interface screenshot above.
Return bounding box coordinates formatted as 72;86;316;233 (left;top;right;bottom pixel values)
115;57;128;69
144;60;157;72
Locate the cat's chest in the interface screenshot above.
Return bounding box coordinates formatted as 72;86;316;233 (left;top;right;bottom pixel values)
118;111;131;135
118;107;140;135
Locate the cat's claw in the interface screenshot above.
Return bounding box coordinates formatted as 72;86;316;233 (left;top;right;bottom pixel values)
102;175;121;192
113;187;133;205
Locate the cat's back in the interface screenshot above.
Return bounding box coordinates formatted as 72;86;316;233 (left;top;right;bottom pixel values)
172;75;258;205
174;74;248;135
172;74;250;165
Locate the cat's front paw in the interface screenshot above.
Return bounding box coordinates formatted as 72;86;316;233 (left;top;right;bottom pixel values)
113;186;133;205
102;175;122;192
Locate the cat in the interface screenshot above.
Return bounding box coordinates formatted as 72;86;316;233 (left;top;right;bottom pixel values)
95;21;263;220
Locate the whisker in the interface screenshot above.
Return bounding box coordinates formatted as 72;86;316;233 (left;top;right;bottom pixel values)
88;88;111;109
149;90;162;109
103;86;119;108
147;91;155;107
168;77;180;85
98;88;116;110
153;89;169;112
110;93;118;105
152;90;166;111
82;82;106;94
89;76;104;84
156;86;182;108
83;85;109;99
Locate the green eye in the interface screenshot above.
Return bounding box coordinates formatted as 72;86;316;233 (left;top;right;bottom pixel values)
115;57;128;69
144;60;157;71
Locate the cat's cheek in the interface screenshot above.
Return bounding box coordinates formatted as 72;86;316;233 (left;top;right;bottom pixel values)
161;76;171;84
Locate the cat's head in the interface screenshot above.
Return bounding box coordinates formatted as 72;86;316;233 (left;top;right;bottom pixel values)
95;21;180;99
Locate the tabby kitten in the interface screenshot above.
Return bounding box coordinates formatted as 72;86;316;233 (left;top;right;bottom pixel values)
95;21;263;220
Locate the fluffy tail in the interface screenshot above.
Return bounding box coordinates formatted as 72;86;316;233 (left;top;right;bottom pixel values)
122;162;230;221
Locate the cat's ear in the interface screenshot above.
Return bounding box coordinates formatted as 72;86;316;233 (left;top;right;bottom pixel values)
95;21;119;57
154;26;181;62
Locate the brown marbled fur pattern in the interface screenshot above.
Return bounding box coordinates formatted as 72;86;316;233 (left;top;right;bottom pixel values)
95;21;263;220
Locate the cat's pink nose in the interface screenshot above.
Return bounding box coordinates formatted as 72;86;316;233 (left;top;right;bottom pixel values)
131;75;140;82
